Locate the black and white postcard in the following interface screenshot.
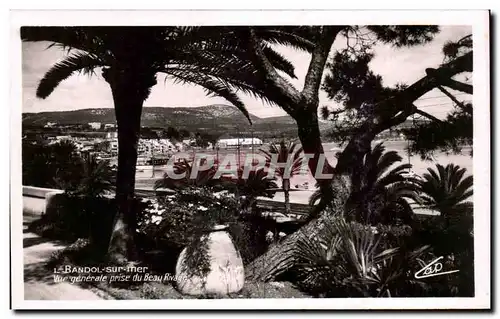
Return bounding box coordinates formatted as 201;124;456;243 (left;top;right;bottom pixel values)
10;9;491;310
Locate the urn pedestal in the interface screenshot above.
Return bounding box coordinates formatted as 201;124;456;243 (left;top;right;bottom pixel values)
175;225;245;296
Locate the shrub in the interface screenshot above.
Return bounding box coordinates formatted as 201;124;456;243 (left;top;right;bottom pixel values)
22;140;85;190
137;189;238;246
292;211;474;297
293;216;432;297
28;193;118;258
35;187;274;276
228;212;274;264
136;188;271;272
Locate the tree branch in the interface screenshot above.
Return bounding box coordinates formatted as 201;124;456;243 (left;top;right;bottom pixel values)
377;108;414;133
373;51;473;122
437;85;471;109
440;79;473;94
424;51;473;94
456;34;472;45
301;26;345;105
414;107;443;123
335;50;473;164
374;102;444;137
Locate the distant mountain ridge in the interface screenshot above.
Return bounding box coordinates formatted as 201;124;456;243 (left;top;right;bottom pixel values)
22;104;319;138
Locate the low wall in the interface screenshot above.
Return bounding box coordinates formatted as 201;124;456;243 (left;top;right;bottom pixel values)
23;186;64;199
135;187;175;197
23;186;64;216
23;196;47;216
22;185;174;216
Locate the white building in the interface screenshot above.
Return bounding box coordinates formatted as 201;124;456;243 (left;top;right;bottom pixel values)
109;139;118;155
55;135;72;141
217;137;263;149
44;122;57;128
47;135;73;146
137;138;176;155
106;131;118;139
104;123;116;129
88;122;101;130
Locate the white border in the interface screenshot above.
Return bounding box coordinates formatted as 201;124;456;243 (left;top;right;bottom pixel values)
10;10;490;310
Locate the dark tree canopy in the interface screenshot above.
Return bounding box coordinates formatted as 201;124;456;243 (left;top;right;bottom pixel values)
165;126;180;140
321;27;473;157
366;26;440;47
403;35;473;157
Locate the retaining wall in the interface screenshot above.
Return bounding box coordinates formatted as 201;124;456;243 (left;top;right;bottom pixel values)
22;186;64;216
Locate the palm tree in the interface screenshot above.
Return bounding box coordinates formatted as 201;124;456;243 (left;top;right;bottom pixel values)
23;139;84;190
310;143;422;225
349;143;423;224
72;152;115;198
154;158;220;190
155;161;278;210
70;153;116;252
260;140;304;215
22;26;313;263
234;167;278;210
418;163;473;222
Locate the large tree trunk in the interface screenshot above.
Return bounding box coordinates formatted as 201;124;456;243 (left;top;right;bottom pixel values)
246;108;352;281
246;110;376;281
246;173;351;281
103;67;157;264
296;109;338;222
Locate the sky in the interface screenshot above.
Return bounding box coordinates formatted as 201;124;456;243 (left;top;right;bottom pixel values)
22;25;472;119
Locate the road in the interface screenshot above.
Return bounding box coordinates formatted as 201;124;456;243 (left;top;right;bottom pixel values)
23;216;105;300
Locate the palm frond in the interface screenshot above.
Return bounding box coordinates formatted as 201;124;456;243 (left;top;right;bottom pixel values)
165;68;252;124
255;28;317;52
36;52;105;99
376;151;404;176
21;27;101;53
259;140;304;178
201;80;252;125
262;46;297;79
164;63;282;109
419;163;473;217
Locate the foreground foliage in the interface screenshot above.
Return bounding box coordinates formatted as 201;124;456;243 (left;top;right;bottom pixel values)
310;143;422;225
292;210;474;297
137;188;273;273
294;217;429;297
23;140;84;190
418;163;473;222
23;141;116;195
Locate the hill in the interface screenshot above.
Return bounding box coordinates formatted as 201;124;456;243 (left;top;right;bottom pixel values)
22;104;330;139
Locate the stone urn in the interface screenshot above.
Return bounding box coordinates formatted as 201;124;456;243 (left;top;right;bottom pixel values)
175;225;245;296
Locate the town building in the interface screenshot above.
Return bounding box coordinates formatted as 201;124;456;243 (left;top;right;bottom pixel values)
88;122;102;130
104;123;116;129
106;131;118;139
109;139;118;155
138;138;176;155
217;137;263;149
